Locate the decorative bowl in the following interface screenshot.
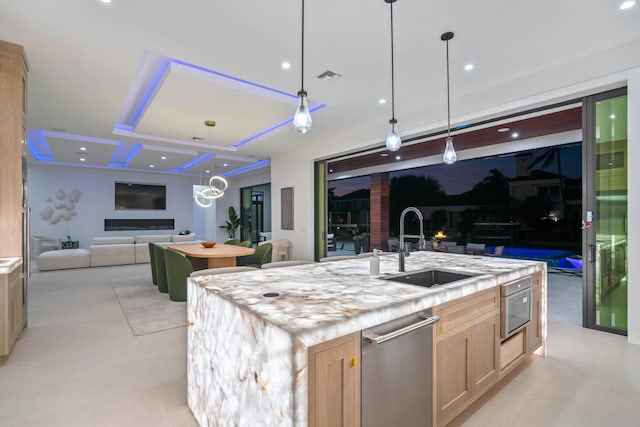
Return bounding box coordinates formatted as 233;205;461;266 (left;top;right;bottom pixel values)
201;241;216;248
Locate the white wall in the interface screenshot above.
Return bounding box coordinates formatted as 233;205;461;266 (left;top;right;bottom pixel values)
270;156;315;260
28;164;198;248
215;169;270;243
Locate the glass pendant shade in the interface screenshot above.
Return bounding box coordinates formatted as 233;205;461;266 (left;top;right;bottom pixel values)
443;136;457;164
293;90;312;134
386;120;402;152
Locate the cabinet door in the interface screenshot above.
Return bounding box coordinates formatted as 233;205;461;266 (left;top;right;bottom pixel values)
435;327;471;424
308;331;361;427
471;313;500;395
526;287;542;353
10;272;22;342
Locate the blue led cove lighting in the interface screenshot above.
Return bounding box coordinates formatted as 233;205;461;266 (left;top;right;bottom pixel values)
233;103;326;148
220;160;270;177
171;59;299;100
109;143;143;167
172;152;215;173
129;59;172;128
27;129;55;161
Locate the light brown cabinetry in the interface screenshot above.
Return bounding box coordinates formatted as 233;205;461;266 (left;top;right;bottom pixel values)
1;268;22;356
308;331;361;427
1;40;28;356
472;312;500;394
433;287;500;427
0;40;28;258
500;330;525;370
526;272;543;354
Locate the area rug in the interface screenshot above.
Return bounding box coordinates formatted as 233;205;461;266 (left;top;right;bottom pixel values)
110;276;187;336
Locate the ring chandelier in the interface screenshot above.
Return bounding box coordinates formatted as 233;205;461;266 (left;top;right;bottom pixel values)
194;120;228;208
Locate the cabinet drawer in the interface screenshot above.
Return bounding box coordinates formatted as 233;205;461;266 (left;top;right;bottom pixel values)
500;330;525;370
434;287;499;338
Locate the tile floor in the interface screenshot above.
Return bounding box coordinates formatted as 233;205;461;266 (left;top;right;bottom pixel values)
1;264;638;427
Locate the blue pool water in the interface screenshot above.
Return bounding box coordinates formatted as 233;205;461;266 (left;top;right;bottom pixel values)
492;247;582;270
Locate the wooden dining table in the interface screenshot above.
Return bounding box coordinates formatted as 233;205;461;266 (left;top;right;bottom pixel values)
168;242;255;269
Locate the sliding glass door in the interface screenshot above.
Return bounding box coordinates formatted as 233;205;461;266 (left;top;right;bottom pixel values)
313;161;328;261
583;88;628;334
239;183;271;245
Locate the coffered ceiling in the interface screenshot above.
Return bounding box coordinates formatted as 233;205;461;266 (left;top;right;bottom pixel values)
1;0;639;178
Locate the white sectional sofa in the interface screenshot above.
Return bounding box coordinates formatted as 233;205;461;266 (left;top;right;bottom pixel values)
89;237;137;267
133;233;195;263
37;233;197;271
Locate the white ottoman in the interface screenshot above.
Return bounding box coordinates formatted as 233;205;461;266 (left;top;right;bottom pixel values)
37;249;91;271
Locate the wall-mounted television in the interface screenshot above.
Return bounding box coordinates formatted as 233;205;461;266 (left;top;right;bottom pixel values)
115;182;166;210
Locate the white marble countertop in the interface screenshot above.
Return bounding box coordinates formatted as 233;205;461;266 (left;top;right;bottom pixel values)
0;257;22;275
190;251;544;347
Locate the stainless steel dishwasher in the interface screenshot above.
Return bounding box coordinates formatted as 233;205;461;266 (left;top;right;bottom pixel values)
361;309;440;427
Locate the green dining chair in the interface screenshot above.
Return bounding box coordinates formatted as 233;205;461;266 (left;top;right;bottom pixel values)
238;243;272;268
224;238;241;245
149;243;158;285
153;245;169;293
238;240;252;248
164;248;193;302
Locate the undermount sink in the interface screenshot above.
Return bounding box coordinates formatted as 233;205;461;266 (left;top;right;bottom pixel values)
382;269;475;288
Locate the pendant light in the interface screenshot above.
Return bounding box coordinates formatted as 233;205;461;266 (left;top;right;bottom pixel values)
293;0;312;133
441;31;457;165
385;0;401;152
194;120;228;208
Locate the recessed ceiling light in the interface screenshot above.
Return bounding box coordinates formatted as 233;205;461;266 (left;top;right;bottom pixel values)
149;164;155;168
464;64;474;71
223;163;228;167
620;1;635;10
80;146;87;151
329;169;333;173
511;132;519;138
161;156;167;160
378;99;387;104
205;170;210;173
380;153;389;157
610;114;616;119
281;61;291;69
497;127;510;133
79;158;86;162
100;0;111;3
395;155;401;160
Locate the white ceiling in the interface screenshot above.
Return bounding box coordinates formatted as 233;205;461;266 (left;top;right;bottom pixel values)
2;0;639;177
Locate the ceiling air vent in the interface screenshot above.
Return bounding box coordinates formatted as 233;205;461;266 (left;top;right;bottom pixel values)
317;70;341;81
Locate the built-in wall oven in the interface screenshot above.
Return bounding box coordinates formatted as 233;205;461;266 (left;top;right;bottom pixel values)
501;277;532;338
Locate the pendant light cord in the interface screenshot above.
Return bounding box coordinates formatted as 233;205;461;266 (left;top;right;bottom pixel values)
446;38;451;138
300;0;305;92
390;2;396;123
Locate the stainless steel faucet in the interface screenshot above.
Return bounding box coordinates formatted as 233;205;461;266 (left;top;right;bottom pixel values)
398;207;426;272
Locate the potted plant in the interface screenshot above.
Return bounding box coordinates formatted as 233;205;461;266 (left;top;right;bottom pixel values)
353;234;363;254
219;206;240;239
431;235;440;249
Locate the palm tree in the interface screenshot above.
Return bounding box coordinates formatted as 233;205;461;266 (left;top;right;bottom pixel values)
530;146;567;219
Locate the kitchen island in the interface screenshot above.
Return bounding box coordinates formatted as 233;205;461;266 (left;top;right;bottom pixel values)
187;251;546;427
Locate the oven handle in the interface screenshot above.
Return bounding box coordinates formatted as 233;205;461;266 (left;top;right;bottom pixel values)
363;314;440;346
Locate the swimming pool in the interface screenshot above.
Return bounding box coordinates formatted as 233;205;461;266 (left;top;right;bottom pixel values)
493;247;582;270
